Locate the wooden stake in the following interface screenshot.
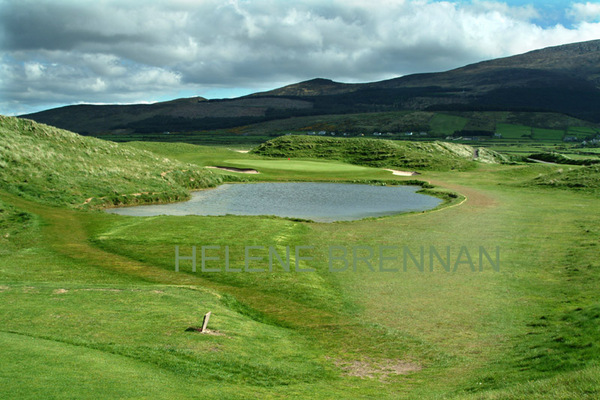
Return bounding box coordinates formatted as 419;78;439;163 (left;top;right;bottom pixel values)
201;311;211;333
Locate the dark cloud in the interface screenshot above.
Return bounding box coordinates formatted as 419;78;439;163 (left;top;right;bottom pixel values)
1;0;599;115
1;1;150;51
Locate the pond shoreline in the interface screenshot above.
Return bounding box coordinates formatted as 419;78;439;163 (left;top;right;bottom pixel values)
105;182;444;222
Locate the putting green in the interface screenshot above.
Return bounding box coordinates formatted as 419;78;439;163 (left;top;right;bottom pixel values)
222;159;374;172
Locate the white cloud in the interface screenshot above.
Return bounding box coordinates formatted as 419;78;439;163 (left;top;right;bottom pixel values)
1;0;600;115
24;62;46;80
569;2;600;22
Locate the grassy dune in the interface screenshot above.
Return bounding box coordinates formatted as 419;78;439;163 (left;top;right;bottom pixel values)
0;116;229;208
529;164;600;191
1;118;599;398
251;135;511;171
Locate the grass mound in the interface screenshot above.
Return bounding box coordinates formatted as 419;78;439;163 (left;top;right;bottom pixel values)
0;116;229;208
529;165;600;191
528;152;600;165
251;135;509;171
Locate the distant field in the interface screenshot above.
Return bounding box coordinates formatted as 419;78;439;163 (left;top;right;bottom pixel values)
568;126;599;136
99;131;273;145
494;124;569;148
561;153;600;160
496;124;534;139
428;114;468;135
83;111;600;148
576;148;600;154
532;127;565;141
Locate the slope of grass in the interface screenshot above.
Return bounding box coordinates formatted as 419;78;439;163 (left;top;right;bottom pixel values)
29;162;597;399
90;110;598;147
528;152;600;165
251;135;510;171
568;126;599;137
0;116;230;208
124;141;254;166
496;123;534;139
528;164;600;191
2;126;600;398
532;127;565;141
429;113;469;135
461;364;600;399
0;193;346;399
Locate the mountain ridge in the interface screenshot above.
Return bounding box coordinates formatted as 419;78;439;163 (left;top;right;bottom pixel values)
21;39;600;134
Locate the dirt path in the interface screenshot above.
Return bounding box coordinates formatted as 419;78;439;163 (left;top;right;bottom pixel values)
428;179;498;209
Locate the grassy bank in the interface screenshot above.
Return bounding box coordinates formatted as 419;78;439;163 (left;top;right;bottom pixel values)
251;135;511;171
527;164;600;192
1;121;599;398
0;116;230;208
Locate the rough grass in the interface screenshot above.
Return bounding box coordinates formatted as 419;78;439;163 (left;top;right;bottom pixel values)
0;116;231;208
528;165;600;191
528;152;600;165
2;132;600;398
251;135;510;171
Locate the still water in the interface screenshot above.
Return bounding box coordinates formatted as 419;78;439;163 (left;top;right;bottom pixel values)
105;182;441;222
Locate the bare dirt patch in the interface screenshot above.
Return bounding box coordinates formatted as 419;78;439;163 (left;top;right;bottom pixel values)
53;288;69;294
185;327;226;336
0;285;10;292
332;357;421;380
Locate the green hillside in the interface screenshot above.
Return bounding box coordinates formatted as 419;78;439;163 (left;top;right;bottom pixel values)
0;116;228;208
251;135;511;171
529;165;600;191
2;120;600;398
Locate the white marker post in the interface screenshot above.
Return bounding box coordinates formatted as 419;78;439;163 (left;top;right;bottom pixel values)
201;311;211;333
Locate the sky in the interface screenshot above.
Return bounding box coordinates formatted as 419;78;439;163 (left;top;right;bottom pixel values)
1;0;600;116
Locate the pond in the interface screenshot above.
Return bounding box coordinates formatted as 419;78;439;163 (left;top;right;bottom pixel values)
105;182;442;222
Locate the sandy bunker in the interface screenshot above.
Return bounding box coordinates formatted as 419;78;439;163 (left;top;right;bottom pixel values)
206;166;259;174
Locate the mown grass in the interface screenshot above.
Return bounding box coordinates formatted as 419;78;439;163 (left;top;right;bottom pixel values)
2;119;600;398
124;141;255;167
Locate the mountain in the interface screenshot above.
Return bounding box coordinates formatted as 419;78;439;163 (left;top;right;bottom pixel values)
251;78;357;97
357;39;600;118
21;39;600;135
20;96;314;135
368;40;600;89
